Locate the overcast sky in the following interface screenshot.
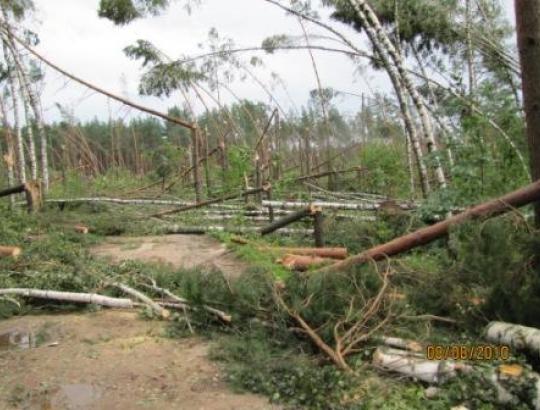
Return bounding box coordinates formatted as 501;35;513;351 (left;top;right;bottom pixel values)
26;0;516;123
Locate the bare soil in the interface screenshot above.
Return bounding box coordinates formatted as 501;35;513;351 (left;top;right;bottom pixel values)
91;234;250;278
0;235;278;409
0;311;278;410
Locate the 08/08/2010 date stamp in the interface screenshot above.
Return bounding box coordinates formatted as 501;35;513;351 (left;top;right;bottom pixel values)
426;344;510;361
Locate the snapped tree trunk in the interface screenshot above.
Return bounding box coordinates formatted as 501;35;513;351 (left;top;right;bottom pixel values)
316;179;540;273
260;206;319;235
515;0;540;227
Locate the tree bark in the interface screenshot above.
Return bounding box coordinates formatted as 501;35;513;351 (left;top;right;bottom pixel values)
350;0;447;189
515;0;540;227
260;206;318;235
2;39;25;184
316;179;540;273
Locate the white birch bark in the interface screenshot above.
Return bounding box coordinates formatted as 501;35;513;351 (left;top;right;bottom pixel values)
0;288;134;309
2;22;49;191
2;40;25;184
349;0;447;189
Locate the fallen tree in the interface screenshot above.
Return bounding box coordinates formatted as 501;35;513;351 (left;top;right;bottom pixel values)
151;185;270;218
486;321;540;355
163;225;313;236
260;206;320;235
316;179;540;274
262;199;416;211
0;288;134;308
264;246;348;259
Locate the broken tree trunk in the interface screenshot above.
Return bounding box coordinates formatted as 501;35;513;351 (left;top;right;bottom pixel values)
0;246;21;259
260;206;319;235
278;254;335;271
0;288;134;309
313;209;324;247
316;179;540;274
0;181;42;212
486;321;540;355
151;185;270;218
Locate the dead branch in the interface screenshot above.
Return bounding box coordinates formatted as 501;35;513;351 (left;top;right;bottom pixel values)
111;282;170;319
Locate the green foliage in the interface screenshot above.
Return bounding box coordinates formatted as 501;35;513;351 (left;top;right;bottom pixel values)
98;0;169;25
356;141;411;198
212;331;354;410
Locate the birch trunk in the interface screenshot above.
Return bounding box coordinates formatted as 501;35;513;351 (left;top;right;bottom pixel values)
347;3;429;196
2;39;25;184
18;77;37;180
1;10;48;189
486;321;540;355
0;288;134;309
350;0;447;189
0;95;15;207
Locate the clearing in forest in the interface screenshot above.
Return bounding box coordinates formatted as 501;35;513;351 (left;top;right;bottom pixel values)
0;235;277;410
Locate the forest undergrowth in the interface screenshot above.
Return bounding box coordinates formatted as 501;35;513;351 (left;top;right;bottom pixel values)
1;190;540;409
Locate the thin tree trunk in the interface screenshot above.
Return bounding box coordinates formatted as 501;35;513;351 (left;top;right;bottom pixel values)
515;0;540;227
348;4;430;196
192;128;202;202
0;95;15;207
18;78;37;180
350;0;447;189
2;40;25;184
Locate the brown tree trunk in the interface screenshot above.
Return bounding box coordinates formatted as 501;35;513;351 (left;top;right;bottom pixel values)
515;0;540;227
316;179;540;273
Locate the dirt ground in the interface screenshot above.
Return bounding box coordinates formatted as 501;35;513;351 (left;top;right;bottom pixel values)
0;235;278;410
91;234;250;278
0;311;279;409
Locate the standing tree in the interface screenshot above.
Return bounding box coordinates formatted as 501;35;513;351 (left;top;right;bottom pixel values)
515;0;540;227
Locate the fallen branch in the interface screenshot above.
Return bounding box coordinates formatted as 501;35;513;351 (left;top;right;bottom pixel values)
316;180;540;274
111;283;170;319
143;279;231;323
0;288;134;308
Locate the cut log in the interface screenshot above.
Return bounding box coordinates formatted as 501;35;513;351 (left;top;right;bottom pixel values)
263;246;347;259
278;254;335;271
372;347;471;384
0;246;21;259
485;321;540;355
260;206;319;235
0;288;134;308
164;225;313;236
74;225;89;234
317;179;540;273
